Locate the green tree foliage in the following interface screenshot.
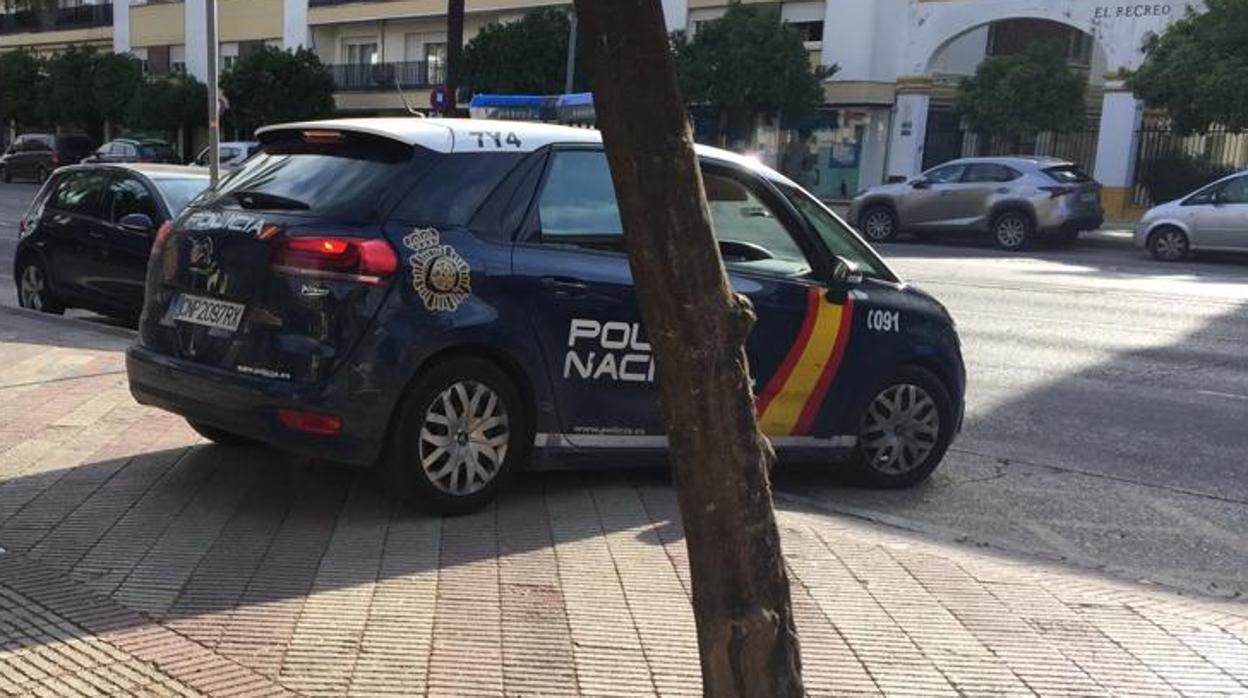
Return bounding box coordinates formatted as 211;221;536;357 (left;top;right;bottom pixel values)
126;74;208;134
461;7;583;96
1126;0;1248;134
42;47;143;141
671;3;833;144
0;49;44;130
955;42;1086;148
222;46;335;139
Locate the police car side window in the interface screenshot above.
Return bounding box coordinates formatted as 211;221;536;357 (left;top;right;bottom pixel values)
703;172;808;268
537;150;624;244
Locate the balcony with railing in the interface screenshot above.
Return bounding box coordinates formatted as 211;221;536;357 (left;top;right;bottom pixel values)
330;61;446;91
0;4;114;35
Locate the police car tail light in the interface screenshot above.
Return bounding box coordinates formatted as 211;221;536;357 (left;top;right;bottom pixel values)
272;237;397;286
278;408;342;436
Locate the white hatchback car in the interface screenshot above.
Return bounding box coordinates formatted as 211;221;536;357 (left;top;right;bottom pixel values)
1136;170;1248;261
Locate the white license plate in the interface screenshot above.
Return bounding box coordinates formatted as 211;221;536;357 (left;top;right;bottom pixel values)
172;294;246;332
1080;191;1098;203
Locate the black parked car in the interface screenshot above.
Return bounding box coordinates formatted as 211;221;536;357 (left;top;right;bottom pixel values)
14;163;210;320
86;138;181;165
0;133;96;183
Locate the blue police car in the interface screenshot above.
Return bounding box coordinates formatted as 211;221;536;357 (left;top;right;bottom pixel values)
126;119;966;513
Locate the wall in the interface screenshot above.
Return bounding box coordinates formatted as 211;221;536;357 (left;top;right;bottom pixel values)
130;1;185;48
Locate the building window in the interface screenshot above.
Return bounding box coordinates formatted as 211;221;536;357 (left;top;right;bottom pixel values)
345;41;379;65
788;20;824;44
146;45;171;76
171;44;186;74
220;42;239;71
425;42;446;83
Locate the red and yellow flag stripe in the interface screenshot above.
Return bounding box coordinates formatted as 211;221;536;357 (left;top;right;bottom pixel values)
756;287;855;436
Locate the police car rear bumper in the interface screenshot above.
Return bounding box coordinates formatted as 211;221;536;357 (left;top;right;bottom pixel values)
126;345;386;467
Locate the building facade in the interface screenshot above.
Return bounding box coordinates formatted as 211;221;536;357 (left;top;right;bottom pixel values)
1;0;1187;216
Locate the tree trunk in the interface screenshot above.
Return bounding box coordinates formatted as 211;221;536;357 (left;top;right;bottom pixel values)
572;2;804;696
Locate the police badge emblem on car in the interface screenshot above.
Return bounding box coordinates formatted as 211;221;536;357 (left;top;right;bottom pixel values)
404;227;472;312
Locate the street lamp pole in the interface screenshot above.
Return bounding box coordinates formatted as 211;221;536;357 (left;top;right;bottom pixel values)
564;12;577;94
205;0;221;186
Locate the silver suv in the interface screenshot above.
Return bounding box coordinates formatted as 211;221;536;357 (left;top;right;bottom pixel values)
848;157;1104;250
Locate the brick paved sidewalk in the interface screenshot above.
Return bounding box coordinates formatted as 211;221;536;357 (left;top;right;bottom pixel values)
1;307;1246;697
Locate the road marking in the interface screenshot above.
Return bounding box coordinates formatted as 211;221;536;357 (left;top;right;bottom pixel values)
1196;389;1248;402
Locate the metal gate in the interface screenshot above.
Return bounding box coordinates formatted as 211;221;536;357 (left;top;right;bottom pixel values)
1132;118;1248;207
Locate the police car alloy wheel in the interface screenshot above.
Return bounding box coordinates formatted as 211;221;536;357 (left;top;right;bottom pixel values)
1148;226;1189;261
860;206;898;242
17;259;63;315
387;357;530;514
851;366;953;488
993;211;1033;251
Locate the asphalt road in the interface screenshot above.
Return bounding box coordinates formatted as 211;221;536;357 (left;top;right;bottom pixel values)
0;182;35;308
779;238;1248;599
2;182;1246;599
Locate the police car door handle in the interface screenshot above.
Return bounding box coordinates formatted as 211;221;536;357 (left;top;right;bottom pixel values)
541;277;589;296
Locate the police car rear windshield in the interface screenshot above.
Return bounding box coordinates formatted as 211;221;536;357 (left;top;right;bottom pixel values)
202;132;417;222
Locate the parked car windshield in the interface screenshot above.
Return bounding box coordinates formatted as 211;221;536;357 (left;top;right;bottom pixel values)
776;182;893;281
152;177;210;215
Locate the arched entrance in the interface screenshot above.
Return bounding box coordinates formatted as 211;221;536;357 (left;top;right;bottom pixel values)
921;17;1106;171
881;0;1180;217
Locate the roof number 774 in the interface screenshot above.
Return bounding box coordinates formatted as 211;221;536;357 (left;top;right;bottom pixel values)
468;131;523;149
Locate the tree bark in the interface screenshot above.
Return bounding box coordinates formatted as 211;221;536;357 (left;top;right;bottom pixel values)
572;2;804;696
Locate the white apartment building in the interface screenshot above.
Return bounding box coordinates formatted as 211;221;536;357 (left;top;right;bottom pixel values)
1;0;1187;215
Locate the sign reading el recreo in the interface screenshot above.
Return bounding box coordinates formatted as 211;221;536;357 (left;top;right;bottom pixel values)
1093;4;1173;19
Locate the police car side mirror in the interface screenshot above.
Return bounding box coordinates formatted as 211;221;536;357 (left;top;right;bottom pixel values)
825;256;862;305
911;178;930;189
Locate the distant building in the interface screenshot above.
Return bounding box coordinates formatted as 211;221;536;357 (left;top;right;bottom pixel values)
0;0;1185;217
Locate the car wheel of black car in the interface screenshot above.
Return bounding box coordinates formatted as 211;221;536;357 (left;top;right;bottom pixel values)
1148;226;1189;262
387;357;530;515
16;257;64;315
0;165;9;183
859;206;899;242
992;210;1033;251
849;366;954;489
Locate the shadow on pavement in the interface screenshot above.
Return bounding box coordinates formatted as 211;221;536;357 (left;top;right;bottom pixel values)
0;297;1246;670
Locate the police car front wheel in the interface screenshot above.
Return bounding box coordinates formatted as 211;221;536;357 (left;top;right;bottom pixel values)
386;357;530;514
850;366;954;488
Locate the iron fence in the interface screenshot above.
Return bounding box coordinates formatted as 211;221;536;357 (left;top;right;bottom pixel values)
922;129;1099;173
0;4;112;34
1131;119;1248;207
330;61;445;91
